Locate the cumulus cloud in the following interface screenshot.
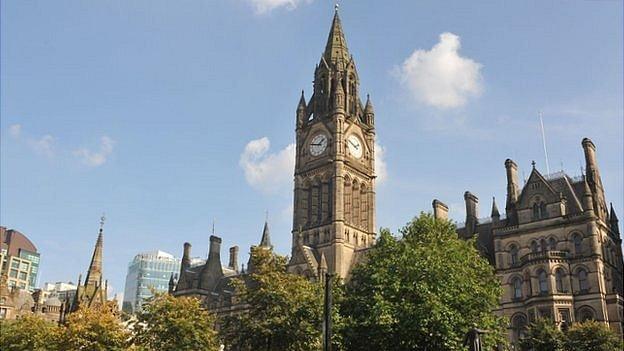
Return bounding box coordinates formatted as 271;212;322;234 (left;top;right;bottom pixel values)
397;32;483;109
9;124;22;138
74;136;115;167
29;135;56;158
248;0;309;14
375;142;388;184
240;137;295;194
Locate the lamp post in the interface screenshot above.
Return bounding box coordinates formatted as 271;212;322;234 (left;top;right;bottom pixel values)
323;273;335;351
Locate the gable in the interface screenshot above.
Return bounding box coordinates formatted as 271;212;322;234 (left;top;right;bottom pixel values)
517;168;558;208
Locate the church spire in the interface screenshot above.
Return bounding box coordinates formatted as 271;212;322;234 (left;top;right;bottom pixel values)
491;197;500;219
323;8;350;64
85;215;105;287
260;220;272;249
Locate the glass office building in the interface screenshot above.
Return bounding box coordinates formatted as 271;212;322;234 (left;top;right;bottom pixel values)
122;250;183;313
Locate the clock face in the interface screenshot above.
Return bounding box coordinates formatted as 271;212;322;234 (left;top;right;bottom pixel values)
347;135;363;159
309;134;328;156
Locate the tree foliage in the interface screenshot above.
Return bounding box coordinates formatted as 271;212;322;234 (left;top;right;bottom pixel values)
57;302;130;351
0;314;60;351
564;320;622;351
518;318;565;351
132;292;220;351
340;213;505;351
219;246;325;351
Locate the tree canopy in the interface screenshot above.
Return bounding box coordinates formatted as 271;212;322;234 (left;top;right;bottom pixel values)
132;292;220;351
0;314;60;351
519;318;622;351
219;246;325;351
340;213;505;351
58;302;131;351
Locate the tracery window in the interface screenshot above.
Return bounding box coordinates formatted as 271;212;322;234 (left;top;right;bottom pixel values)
555;268;565;293
510;245;519;266
578;269;589;292
512;278;523;299
548;237;557;251
573;234;583;255
538;270;548;294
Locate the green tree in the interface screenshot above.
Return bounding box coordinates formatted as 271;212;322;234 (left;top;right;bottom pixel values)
219;246;325;351
340;213;505;351
518;318;565;351
57;302;131;351
132;293;220;351
564;320;622;351
0;314;60;351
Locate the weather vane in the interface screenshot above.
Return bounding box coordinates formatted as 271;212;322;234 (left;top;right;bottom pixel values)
335;1;339;12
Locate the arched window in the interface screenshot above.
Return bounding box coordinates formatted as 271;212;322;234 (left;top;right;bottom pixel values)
532;203;540;220
578;307;594;322
511;314;528;343
578;269;589;292
510;245;519;266
540;202;548;218
530;241;539;253
548;237;557;251
343;180;352;224
540;238;548;252
524;271;533;296
573;234;583;255
538;270;548;294
352;181;360;226
555;269;565;293
512;278;523;299
360;185;368;230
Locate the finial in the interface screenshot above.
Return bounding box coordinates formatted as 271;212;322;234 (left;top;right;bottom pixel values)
531;160;536;168
99;213;106;232
265;210;269;222
335;2;339;12
212;219;215;235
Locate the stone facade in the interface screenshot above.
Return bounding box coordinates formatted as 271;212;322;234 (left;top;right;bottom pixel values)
434;138;623;342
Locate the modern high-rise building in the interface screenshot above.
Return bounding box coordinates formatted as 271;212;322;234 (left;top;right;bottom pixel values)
122;250;201;313
0;226;41;291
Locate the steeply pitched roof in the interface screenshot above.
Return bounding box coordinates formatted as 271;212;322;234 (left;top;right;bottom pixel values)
323;9;350;63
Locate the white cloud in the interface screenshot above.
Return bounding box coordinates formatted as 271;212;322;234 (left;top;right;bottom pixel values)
29;135;56;158
74;136;115;167
397;32;483;109
240;137;295;194
9;124;22;138
375;142;388;184
248;0;309;15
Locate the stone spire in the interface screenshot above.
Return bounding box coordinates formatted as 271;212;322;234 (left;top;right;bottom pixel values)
85;215;105;287
260;220;272;249
491;197;500;219
323;8;350;64
610;203;620;236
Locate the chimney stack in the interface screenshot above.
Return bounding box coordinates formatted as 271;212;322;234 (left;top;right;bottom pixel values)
229;246;239;271
432;199;449;220
464;191;479;235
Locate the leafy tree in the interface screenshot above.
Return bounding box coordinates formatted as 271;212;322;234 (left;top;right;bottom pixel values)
340;213;505;351
0;314;61;351
57;302;130;351
132;292;220;351
564;320;622;351
219;246;325;351
518;318;565;351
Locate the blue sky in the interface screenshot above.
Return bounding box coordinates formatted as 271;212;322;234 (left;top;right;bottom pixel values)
2;0;622;296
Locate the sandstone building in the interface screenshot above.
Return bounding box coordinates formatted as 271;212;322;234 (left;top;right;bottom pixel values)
433;138;623;342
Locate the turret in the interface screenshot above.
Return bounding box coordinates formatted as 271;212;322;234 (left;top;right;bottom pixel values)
364;94;374;126
464;191;479;235
491;197;500;223
318;252;328;284
582;176;594;213
296;90;307;129
432;199;449;220
505;159;519;223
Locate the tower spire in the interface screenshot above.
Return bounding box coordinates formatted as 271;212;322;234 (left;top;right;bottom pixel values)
260;219;272;249
85;215;105;287
323;8;350;63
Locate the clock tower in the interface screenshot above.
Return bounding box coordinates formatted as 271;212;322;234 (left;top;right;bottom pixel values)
288;9;376;279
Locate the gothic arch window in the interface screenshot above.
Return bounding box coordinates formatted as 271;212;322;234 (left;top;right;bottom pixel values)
530;241;539;253
321;179;330;223
511;314;527;343
540;202;548;218
555;268;565;293
352;180;360;226
577;268;589;292
310;181;321;225
511;277;523;299
548;237;557;251
540;238;548;252
360;184;368;230
532;198;548;220
524;270;533;296
532;203;540;220
538;270;548;294
344;178;352;224
509;244;519;266
300;183;310;227
577;307;595;322
572;234;583;256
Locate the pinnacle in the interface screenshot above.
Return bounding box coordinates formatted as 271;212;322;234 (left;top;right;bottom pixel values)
323;10;350;63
